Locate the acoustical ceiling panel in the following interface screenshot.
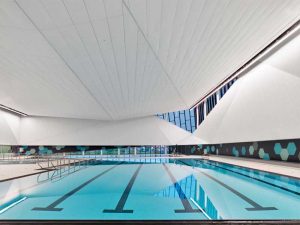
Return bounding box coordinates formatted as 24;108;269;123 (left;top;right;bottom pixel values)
0;0;299;120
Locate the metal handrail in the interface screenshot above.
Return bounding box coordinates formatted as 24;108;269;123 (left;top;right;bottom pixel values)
0;153;39;162
36;160;89;184
36;156;94;184
36;152;97;170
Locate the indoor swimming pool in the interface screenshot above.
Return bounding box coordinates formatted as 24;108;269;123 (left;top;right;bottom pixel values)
0;158;299;221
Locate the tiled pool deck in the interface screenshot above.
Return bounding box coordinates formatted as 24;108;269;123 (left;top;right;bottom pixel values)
206;155;300;179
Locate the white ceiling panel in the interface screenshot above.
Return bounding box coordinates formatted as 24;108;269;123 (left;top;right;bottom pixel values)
0;0;300;120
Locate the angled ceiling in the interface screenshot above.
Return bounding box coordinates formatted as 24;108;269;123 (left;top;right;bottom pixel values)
194;32;300;143
0;0;300;120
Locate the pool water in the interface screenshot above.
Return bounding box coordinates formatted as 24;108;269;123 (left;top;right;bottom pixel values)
0;158;299;220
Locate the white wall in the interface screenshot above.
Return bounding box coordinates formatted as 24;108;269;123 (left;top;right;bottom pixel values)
0;108;203;146
0;109;20;145
195;49;300;143
18;116;204;146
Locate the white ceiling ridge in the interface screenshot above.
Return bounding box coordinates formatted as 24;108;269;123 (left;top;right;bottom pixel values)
14;0;115;120
122;0;189;109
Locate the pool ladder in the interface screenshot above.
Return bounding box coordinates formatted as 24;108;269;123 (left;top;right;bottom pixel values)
36;157;96;183
37;161;89;184
36;154;95;170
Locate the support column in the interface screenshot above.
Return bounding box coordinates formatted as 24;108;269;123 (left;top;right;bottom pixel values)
216;90;221;101
195;106;199;126
203;100;207;117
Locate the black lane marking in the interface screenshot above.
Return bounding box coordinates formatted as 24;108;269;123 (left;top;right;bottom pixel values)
32;163;122;211
103;164;143;213
162;164;201;213
201;171;277;211
202;160;300;196
178;160;277;211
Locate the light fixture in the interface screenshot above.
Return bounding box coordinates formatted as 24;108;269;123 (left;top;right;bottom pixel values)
0;104;28;117
190;198;212;220
0;197;27;214
191;19;300;110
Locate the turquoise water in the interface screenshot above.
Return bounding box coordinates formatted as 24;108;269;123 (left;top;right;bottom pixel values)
0;158;299;220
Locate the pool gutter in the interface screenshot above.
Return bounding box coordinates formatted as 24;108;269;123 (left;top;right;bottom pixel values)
0;220;300;225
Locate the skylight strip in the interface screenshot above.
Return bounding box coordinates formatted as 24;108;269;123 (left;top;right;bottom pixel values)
0;104;28;117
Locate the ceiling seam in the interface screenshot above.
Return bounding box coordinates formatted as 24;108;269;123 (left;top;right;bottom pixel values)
0;44;79;97
157;0;164;59
188;1;290;94
145;0;165;113
61;0;118;118
189;0;266;92
186;0;235;84
164;0;180;72
204;0;292;83
83;0;121;118
102;0;126;111
169;0;210;83
133;30;139;116
167;0;194;78
137;0;150;115
194;1;259;85
121;3;130;114
14;0;114;120
137;47;150;114
191;9;300;108
122;0;189;108
138;0;150;114
187;1;281;91
0;44;98;112
179;0;231;90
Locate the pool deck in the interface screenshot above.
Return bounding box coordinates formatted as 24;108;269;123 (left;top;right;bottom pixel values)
0;158;93;182
0;163;43;182
0;155;299;181
204;155;300;179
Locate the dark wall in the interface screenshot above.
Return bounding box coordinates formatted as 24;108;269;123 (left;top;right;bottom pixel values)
11;145;121;155
9;138;300;162
175;138;300;162
11;145;165;155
